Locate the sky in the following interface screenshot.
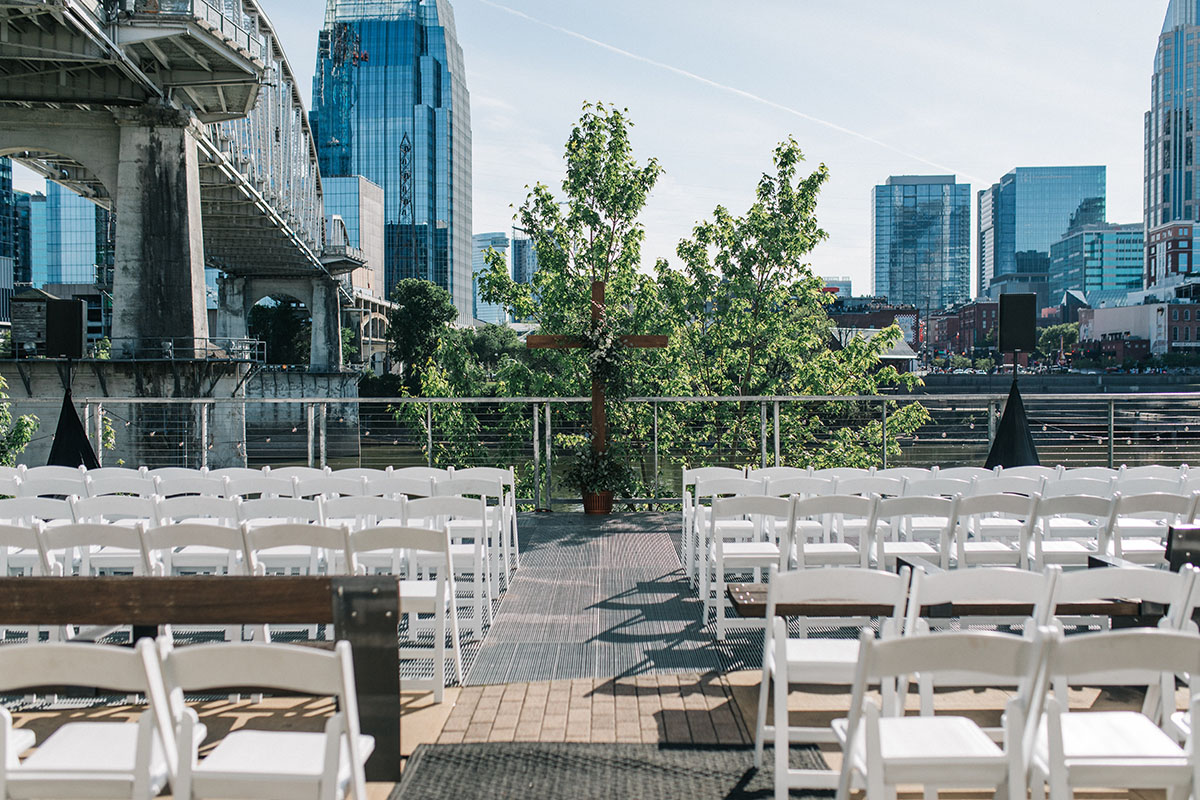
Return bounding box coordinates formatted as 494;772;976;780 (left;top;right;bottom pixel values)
13;0;1168;298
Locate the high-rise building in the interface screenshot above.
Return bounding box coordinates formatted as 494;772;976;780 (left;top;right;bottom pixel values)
0;158;14;324
978;166;1106;307
821;275;853;298
12;190;31;289
310;0;472;319
871;175;970;315
511;233;538;285
471;232;508;325
324;175;385;298
1049;222;1145;301
1146;1;1200;288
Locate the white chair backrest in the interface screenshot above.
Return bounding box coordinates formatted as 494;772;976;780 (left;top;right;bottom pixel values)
792;493;875;535
810;467;871;480
1040;476;1113;498
873;494;957;530
363;474;433;498
0;475;17;497
1055;566;1195;626
1049;627;1200;684
140;522;245;576
153;475;225;498
0;466;19;481
322;495;406;529
0;639;157;695
953;492;1039;565
85;473;158;498
391;466;452;480
23;465;86;481
292;475;366;499
710;495;792;548
763;475;833;498
154;495;240;526
0;496;73;525
1061;466;1119;481
1121;464;1187;481
206;467;267;480
903;477;972;498
933;466;998;480
70;494;155;524
263;466;331;480
237;496;323;525
405;495;486;527
1115;476;1184;495
682;466;745;487
16;476;85;498
38;521;142;575
833;475;905;497
345;524;451;576
695;476;763;501
0;523;48;574
1109;490;1197;521
333;468;391;481
766;565;909;634
1034;493;1114;530
433;476;503;501
221;474;295;499
906;565;1056;634
998;465;1061;480
452;466;515;488
970;475;1045;497
86;467;146;479
873;467;931;482
746;466;810;482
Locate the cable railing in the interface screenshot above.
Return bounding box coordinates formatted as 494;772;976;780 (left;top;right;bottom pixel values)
8;393;1200;508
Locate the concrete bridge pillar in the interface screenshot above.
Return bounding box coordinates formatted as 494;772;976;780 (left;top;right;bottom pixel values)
110;108;209;355
310;277;342;370
215;275;250;340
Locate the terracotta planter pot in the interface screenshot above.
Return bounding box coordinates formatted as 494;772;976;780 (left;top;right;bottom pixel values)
583;491;614;514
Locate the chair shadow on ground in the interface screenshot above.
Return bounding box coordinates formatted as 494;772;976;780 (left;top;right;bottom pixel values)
587;672;752;745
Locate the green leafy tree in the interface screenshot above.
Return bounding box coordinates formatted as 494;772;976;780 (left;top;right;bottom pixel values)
0;376;36;467
341;326;360;366
386;278;457;393
950;354;973;370
974;357;995;372
1037;322;1079;359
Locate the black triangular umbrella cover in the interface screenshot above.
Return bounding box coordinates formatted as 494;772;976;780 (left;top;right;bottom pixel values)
47;388;100;469
984;379;1040;469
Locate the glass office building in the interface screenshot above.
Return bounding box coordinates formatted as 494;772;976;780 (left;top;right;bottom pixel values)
1049;223;1145;301
871;175;970;316
30;181;111;287
978;166;1106;308
0;158;13;323
471;232;508;324
324;175;386;297
311;0;472;319
1147;0;1200;287
510;234;537;285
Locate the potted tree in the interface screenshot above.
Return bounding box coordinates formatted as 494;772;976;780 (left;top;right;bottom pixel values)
562;444;635;514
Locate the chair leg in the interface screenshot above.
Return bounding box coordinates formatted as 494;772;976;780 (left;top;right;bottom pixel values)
434;605;445;704
773;620;789;800
715;555;727;640
449;595;464;686
754;654;771;768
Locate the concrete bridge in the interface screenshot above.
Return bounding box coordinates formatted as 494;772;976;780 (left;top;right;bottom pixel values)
0;0;367;368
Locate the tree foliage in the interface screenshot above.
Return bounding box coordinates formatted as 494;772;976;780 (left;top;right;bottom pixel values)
249;296;310;365
0;375;36;467
386;278;457;393
1037;322;1079;359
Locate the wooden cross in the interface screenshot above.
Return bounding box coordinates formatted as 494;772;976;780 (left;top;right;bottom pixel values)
526;280;667;453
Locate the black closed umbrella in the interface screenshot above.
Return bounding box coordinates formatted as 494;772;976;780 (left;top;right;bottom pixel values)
47;388;100;469
984;378;1040;469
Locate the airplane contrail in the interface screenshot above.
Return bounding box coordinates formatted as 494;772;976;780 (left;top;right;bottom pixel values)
475;0;985;184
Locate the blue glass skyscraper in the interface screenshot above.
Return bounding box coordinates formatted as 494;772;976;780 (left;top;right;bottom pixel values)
978;166;1106;307
871;175;970;315
310;0;473;319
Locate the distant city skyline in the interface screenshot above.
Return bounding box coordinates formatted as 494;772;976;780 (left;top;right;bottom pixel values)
11;1;1167;301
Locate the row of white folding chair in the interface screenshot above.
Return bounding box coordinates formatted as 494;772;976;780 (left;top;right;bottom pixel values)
757;564;1200;797
831;626;1200;800
0;637;373;800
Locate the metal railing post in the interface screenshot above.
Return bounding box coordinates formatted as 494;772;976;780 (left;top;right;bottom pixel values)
306;403;315;468
544;404;553;510
773;400;781;466
880;399;888;469
652;401;660;499
760;401;768;468
319;403;328;469
1107;399;1116;469
532;403;541;510
988;399;998;448
425;403;433;469
199;402;208;470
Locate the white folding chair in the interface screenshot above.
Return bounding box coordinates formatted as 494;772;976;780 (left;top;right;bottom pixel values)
333;467;390;481
0;524;51;641
1121;464;1188;481
681;466;746;578
997;465;1061;480
452;466;520;573
0;496;74;527
1039;476;1112;499
206;467;267;482
151;639;373;800
321;495;406;534
788;494;872;568
362;474;433;499
1114;475;1185;495
1030;627;1200;800
763;476;833;501
1106;491;1199;564
220;474;294;499
754;566;910;789
392;466;452;480
17;475;86;499
901;477;971;498
832;475;905;498
23;465;88;481
405;495;491;635
154;495;241;527
932;466;998;481
39;520;144;577
433;476;509;594
140;522;247;641
869;494;959;569
70;494;155;527
706;495;792;639
952;492;1038;568
85;472;158;498
0;640;170;799
346;524;463;700
970;474;1045;497
1029;494;1113;569
153;475;225;499
833;628;1047;800
810;467;871;481
693;477;764;593
747;466;810;482
872;467;931;482
1060;466;1119;481
241;522;348;640
292;475;367;500
237;497;324;529
262;465;330;480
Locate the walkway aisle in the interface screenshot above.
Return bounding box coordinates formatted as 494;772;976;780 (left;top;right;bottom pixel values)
466;512;761;685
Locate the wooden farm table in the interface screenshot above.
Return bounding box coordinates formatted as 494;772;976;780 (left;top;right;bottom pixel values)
0;576;402;781
725;582;1144;620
